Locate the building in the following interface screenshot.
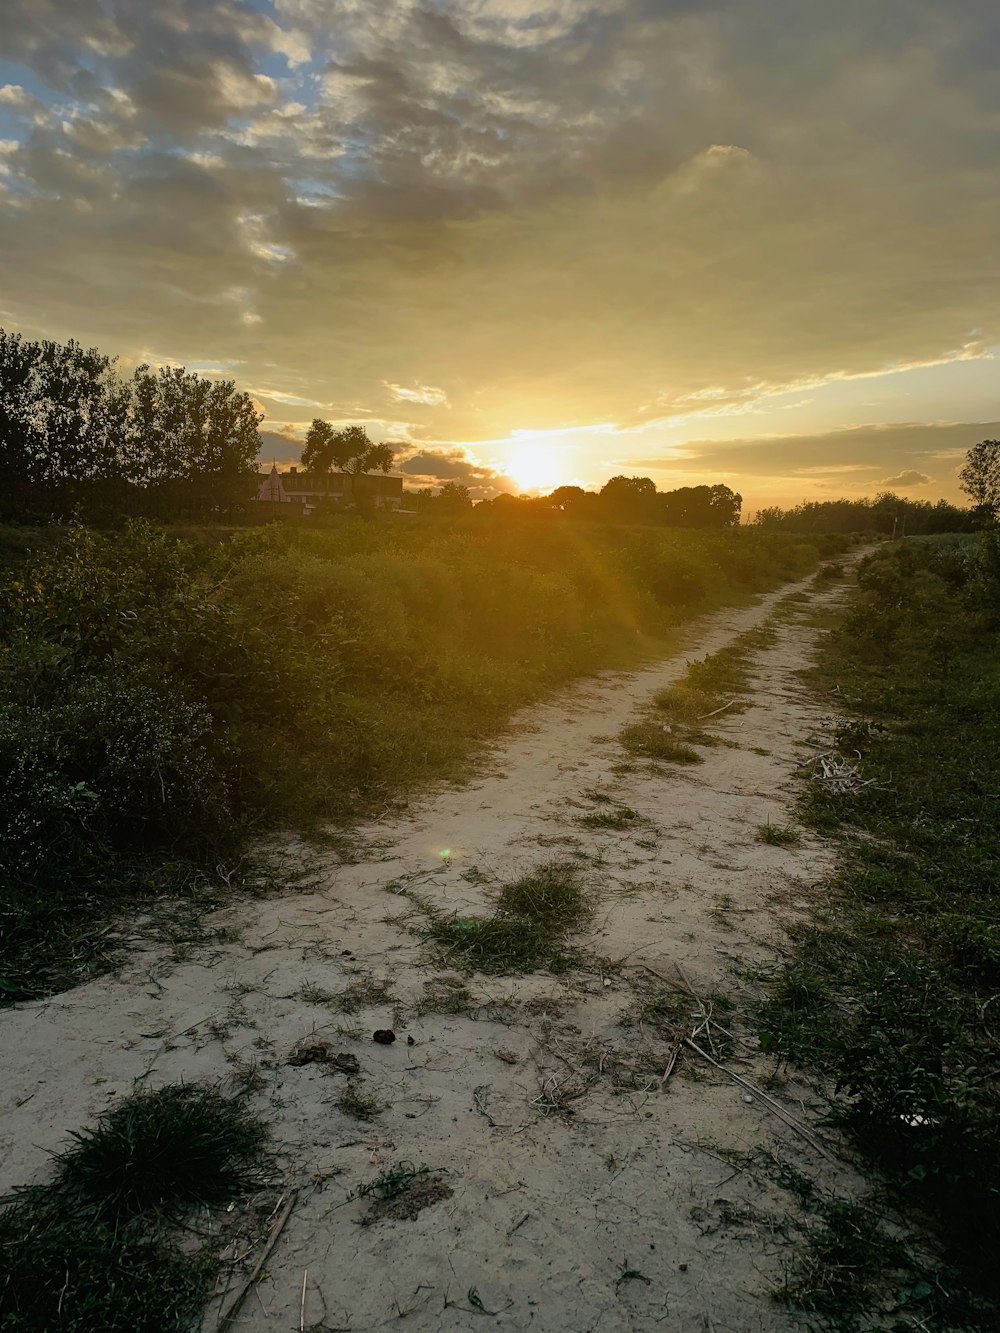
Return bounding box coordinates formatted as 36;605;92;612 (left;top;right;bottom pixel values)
256;465;404;514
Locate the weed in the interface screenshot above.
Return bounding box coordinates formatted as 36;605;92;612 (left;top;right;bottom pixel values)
460;864;492;886
228;1056;267;1094
339;1080;385;1121
299;981;338;1005
581;786;614;804
335;976;394;1013
578;805;642;830
0;1083;271;1333
49;1084;271;1222
619;720;702;764
416;977;475;1016
357;1161;435;1200
421;862;589;975
756;822;801;847
497;863;589;928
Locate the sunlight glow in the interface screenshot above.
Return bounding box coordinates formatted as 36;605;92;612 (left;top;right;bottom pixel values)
504;443;566;492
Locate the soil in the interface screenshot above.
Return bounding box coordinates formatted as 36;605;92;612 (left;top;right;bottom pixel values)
0;561;868;1332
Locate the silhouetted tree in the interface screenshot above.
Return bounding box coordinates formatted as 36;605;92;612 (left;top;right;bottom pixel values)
959;440;1000;523
0;328;262;520
659;483;741;527
599;475;658;523
301;421;394;475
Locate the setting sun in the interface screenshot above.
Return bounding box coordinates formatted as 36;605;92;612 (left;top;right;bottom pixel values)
504;443;566;493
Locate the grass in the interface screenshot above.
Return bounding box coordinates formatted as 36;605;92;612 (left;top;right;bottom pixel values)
619;624;777;766
357;1161;434;1200
756;822;801;847
619;720;702;763
334;976;394;1013
49;1083;271;1222
415;977;476;1016
421;861;589;975
757;534;1000;1328
338;1080;385;1121
0;1206;208;1333
578;805;642;830
0;1083;272;1332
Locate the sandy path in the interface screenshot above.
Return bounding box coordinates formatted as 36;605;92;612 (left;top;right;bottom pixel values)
1;565;863;1332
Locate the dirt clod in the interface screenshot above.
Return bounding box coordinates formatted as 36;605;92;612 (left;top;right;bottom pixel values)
372;1028;396;1044
288;1041;360;1074
362;1176;453;1224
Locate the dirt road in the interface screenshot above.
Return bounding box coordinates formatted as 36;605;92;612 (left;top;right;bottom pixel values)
1;564;864;1332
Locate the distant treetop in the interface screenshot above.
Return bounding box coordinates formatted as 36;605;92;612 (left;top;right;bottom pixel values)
300;421;395;475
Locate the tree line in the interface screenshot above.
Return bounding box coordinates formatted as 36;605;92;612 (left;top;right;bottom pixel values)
752;493;976;535
0;329;263;521
414;476;744;527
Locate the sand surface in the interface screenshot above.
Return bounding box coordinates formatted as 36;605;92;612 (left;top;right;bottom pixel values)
1;563;866;1332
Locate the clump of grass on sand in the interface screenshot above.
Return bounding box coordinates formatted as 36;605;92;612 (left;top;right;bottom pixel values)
0;1083;272;1333
0;1206;208;1333
578;805;643;830
423;862;590;975
756;822;801;847
49;1083;271;1221
619;720;702;764
339;1080;385;1121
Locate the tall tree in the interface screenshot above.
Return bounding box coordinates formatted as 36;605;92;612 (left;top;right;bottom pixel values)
959;440;1000;522
300;421;394;475
0;328;262;519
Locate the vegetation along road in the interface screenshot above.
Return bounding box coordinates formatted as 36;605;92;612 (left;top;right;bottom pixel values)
2;535;998;1331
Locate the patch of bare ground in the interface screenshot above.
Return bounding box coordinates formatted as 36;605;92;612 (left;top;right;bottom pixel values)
0;559;872;1332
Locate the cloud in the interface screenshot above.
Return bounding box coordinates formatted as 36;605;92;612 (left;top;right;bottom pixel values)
258;429;302;464
397;446;513;495
880;470;934;488
384;381;450;407
0;0;999;471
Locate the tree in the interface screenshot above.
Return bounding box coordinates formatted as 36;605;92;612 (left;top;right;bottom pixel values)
0;328;262;520
599;475;658;523
959;440;1000;522
300;421;394;475
436;481;473;511
657;483;741;528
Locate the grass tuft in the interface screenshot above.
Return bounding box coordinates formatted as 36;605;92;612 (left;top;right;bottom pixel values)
756;822;801;847
51;1083;271;1222
0;1083;271;1333
578;805;642;830
619;720;702;764
0;1205;208;1333
422;862;589;975
339;1080;385;1121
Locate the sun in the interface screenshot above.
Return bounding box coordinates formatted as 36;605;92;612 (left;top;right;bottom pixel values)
504;443;565;493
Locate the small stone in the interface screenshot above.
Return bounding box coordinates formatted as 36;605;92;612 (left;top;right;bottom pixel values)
742;1093;754;1104
373;1028;396;1045
407;1034;415;1046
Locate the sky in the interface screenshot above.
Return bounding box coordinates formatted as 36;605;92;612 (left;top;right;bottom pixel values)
1;1;999;512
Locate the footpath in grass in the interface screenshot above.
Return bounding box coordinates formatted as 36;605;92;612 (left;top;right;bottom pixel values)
758;533;1000;1331
0;517;843;1002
